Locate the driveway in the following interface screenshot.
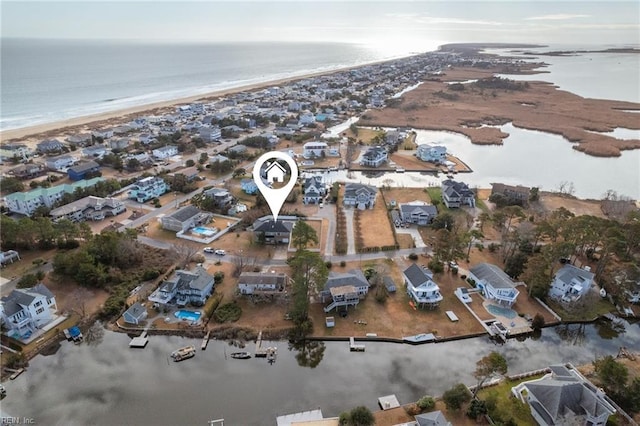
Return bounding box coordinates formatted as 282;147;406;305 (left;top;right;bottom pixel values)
395;225;427;248
342;207;357;255
310;203;337;256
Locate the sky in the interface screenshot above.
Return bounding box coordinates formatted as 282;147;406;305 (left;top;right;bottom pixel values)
1;1;639;50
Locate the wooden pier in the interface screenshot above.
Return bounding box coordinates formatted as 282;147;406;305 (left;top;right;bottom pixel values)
254;330;277;361
349;337;365;352
201;330;211;350
129;330;149;348
8;368;25;380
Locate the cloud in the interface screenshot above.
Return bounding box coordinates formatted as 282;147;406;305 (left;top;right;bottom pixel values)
389;13;507;27
525;14;590;21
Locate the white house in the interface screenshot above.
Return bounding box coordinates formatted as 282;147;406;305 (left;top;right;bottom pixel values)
403;264;443;309
360;146;388;168
265;162;286;183
302;175;326;204
45;154;77;171
128;176;168;203
0;284;57;340
441;179;475;208
303;141;328;159
49;196;125;223
549;264;595;303
512;364;616;426
199;126;222;142
237;272;288;296
417;144;447;163
343;183;377;209
148;266;215;307
152;145;178;160
469;263;520;307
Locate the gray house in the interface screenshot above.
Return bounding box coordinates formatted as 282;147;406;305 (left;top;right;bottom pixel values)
252;216;296;245
441;179;475;208
399;201;438;225
415;411;452;426
237;272;288;296
161;205;213;232
343;183;377;210
320;269;370;303
148;266;215;307
123;302;148;325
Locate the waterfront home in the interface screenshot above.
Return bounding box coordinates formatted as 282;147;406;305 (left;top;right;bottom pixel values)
36;138;65;153
302;175;326;204
128;176;168;203
92;128;114;139
441;179;475;208
8;163;46;180
252;216;296;245
148;266;214;307
82;145;109;159
276;409;338;426
549;264;595;303
512;364;616;426
45;154;77;171
3;177;103;216
414;411;452;426
320;269;370;304
417;144;447;163
123;302;148;325
199;126;222;142
241;178;258;195
403;264;443;309
203;187;234;211
360;146;388;168
490;182;531;206
161;205;213;232
303;141;328;159
399;201;438;225
49;196;125;223
275;126;296;136
237;272;288;296
152;145;178;160
66;133;92;147
343;183;377;209
0;143;31;163
0;250;20;266
469;263;520;307
67;160;100;181
0;284;57;340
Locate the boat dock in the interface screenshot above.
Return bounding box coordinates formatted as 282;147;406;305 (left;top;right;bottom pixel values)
349;337;365;351
129;330;149;348
378;394;400;410
8;368;25;380
254;331;277;360
201;330;211;350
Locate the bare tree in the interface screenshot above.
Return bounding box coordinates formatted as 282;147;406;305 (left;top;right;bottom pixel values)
232;255;258;278
172;243;199;269
69;287;93;319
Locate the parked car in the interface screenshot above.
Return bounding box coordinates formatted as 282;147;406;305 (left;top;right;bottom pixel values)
203;247;215;254
214;249;226;256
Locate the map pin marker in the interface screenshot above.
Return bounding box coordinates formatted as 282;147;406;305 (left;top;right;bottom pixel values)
253;151;299;222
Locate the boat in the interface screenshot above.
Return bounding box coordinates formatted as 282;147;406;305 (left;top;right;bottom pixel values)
170;345;196;362
0;384;6;398
230;351;252;359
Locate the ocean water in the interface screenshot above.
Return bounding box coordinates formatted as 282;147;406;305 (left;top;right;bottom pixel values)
0;39;407;131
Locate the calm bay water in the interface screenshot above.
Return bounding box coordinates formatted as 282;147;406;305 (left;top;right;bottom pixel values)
1;321;638;425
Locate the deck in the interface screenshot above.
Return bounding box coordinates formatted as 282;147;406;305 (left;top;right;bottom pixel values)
349;337;365;351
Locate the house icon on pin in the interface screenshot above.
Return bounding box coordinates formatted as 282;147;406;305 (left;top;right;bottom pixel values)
265;161;287;184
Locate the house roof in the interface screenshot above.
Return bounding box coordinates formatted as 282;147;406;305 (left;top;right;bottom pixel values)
415;411;451;426
554;264;595;286
253;219;294;234
399;202;438;217
124;302;146;319
403;263;433;287
344;183;377;198
68;160;100;174
166;205;206;223
30;283;55;299
442;179;474;198
238;272;287;286
325;269;369;291
1;284;54;317
470;263;516;289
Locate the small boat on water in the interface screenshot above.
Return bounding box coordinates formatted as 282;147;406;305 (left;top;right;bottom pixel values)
170;345;196;362
230;351;251;359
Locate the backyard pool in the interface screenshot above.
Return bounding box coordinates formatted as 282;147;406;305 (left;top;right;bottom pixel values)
191;226;218;237
174;310;202;322
485;304;517;319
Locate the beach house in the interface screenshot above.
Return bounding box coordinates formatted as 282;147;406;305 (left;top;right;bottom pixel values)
45;154;77;171
417;144;447;163
148;266;215;307
0;284;57;340
549;264;595;303
241;178;258;195
8;163;46;180
303;141;328;159
128;176;168;203
512;364;616;426
0;250;20;267
67;160;101;181
441;179;475;208
399;201;438;225
49;196;125;223
123;302;148;325
469;263;520;307
320;269;370;311
203;187;234;211
343;183;377;209
36;139;65;153
490;183;531;206
237;272;288;296
360;146;388;168
152;145;178;160
403;264;443;309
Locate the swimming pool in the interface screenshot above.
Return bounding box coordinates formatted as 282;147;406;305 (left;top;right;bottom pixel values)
174;310;202;322
191;226;217;237
485;304;517;319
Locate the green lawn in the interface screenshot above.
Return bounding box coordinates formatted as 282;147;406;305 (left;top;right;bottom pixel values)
546;297;614;321
477;376;541;426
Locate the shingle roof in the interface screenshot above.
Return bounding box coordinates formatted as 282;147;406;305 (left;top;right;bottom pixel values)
69;160;100;174
124;302;146;319
403;263;432;287
344;183;377;198
554;264;595;286
325;269;369;290
399;203;438;217
167;205;203;222
470;263;516;289
238;272;287;286
253;219;294;234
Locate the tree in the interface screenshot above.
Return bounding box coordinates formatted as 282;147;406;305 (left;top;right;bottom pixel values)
0;177;24;194
288;249;328;337
466;399;488;420
339;406;374;426
593;355;628;395
431;212;456;231
473;351;508;397
417;395;435;410
531;313;545;330
232;167;246;178
291;220;319;251
198;152;209;165
443;383;472;411
464;229;484;260
172;243;199;269
504;251;528;279
185;159;195;167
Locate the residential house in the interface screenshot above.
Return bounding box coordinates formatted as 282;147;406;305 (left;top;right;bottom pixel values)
491;183;531;206
160;205;213;232
3;177;103;216
169;166;200;182
67;160;100;181
209;154;230;165
414;411;452;426
241;178;259;195
45;154;76;171
8;163;46;180
128;176;168;203
343;183;377;209
227;144;248;156
199;126;222;142
123;302;148;325
417;144;447;163
109;138;131;150
302;175;326;204
152;145;178;160
403;264;443;309
303;141;328;159
0;143;32;163
252;216;296;245
399;201;438;225
66;134;92;147
298;111;316;126
203;187;234;211
237;272;288;295
360;146;388;168
469;263;520;307
512;364;616;426
275;126;296;136
49;196;125;223
148;266;215;307
0;284;57;340
441;179;475;208
320;269;370;312
36;139;65;153
82;145;109;159
265;161;286;183
92;128;114;139
549;264;595;303
138;133;156;145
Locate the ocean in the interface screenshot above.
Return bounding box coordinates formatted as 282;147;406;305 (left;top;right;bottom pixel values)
0;39;410;131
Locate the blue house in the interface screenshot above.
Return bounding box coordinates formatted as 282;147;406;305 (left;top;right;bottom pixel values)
67;160;101;181
241;178;258;195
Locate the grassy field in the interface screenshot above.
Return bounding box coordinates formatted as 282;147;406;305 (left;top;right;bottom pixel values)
477;377;540;426
355;201;396;249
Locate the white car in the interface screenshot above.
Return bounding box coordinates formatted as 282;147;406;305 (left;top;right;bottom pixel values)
203;247;215;254
214;249;226;256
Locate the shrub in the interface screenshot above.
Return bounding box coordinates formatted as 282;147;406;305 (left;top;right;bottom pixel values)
325;261;333;269
213;271;225;284
428;260;444;274
408;252;419;261
404;403;421;416
374;285;388;304
214;302;242;323
443;383;472;411
531;313;545;330
142;269;160;281
16;273;39;289
340;260;346;267
417;395;435;411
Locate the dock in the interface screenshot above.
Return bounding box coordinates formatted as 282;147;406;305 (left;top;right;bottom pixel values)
201;330;210;350
9;368;25;380
129;330;149;348
349;337;365;352
254;330;277;360
378;394;400;410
